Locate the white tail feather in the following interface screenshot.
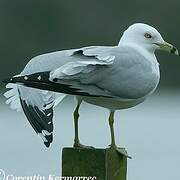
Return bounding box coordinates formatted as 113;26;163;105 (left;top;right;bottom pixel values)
4;83;22;112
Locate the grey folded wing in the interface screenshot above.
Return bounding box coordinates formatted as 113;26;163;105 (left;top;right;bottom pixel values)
4;46;119;147
7;46;119;99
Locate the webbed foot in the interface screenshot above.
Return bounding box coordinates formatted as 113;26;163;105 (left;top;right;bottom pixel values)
109;144;132;159
73;142;94;149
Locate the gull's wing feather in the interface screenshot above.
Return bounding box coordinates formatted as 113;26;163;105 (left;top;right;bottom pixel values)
50;48;115;82
5;83;65;147
3;46;116;147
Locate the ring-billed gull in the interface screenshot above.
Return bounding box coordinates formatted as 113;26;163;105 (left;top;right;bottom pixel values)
3;23;178;156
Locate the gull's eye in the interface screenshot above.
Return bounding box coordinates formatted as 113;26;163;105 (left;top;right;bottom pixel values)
144;33;152;39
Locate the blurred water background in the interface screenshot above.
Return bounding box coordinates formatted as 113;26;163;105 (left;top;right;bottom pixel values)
0;0;180;180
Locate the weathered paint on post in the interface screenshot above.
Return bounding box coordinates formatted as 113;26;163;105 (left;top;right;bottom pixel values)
62;147;127;180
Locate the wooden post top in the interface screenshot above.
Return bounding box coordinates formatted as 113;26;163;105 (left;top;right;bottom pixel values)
62;147;127;180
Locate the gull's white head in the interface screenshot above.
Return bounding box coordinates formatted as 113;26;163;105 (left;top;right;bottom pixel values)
119;23;178;55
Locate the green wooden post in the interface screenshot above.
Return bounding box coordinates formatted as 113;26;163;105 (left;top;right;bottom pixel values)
62;147;127;180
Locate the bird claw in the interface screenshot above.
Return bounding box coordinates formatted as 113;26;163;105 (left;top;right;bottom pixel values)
109;145;132;159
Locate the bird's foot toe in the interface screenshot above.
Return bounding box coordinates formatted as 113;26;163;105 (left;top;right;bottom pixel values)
109;145;132;159
73;143;94;149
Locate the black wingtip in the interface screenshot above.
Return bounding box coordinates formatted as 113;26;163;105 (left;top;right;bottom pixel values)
46;134;53;143
43;134;53;148
44;141;51;148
